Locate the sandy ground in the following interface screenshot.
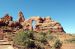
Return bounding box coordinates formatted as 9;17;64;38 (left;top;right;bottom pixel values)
61;43;75;49
0;45;14;49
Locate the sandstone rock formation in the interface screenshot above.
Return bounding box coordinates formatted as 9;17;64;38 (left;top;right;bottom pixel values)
8;21;22;28
3;14;13;21
0;14;12;26
0;12;65;33
18;11;25;23
21;16;65;33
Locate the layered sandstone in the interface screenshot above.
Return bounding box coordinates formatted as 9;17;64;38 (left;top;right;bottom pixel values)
22;16;65;33
0;14;12;26
0;11;65;33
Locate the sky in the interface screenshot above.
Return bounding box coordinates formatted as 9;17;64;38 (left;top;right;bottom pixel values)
0;0;75;34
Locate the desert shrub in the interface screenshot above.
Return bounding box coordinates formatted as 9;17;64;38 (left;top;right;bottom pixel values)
54;40;62;49
47;30;52;34
26;39;36;48
66;38;75;43
34;31;48;48
36;32;47;44
40;36;47;44
40;32;46;37
13;30;52;49
46;34;56;41
13;30;36;48
35;41;45;49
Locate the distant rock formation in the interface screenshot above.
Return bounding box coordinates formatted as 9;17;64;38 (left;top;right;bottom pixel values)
0;14;12;26
18;11;25;23
22;16;65;33
0;11;65;33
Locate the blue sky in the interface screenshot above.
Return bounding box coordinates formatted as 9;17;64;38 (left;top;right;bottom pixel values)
0;0;75;34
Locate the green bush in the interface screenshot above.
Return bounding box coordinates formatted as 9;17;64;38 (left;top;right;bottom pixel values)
13;30;36;48
54;40;62;49
66;38;75;43
13;30;52;49
36;32;47;44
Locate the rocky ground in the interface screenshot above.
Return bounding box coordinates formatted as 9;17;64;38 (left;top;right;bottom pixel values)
0;38;14;49
0;45;14;49
61;43;75;49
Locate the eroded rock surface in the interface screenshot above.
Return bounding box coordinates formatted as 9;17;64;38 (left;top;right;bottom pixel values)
0;14;12;26
0;11;65;33
22;16;65;33
18;11;25;23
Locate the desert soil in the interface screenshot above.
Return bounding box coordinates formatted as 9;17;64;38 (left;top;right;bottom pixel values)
0;45;14;49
